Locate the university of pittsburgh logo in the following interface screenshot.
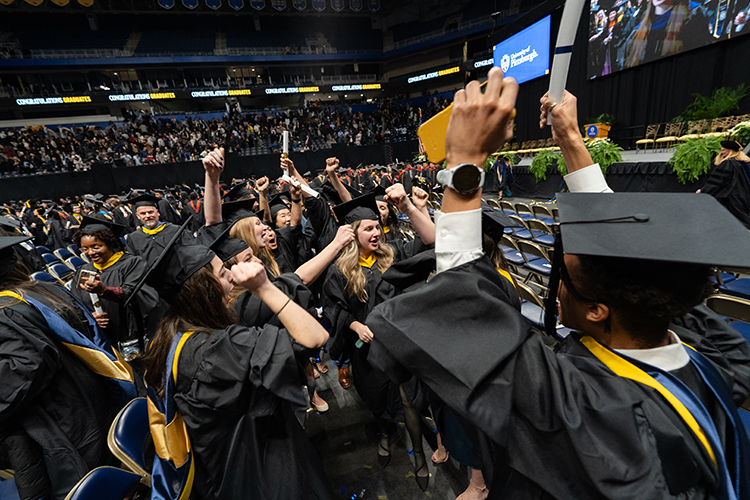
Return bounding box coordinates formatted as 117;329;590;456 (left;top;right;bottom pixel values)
500;54;511;73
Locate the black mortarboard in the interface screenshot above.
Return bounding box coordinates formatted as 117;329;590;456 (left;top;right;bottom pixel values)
0;216;21;233
196;221;250;262
556;192;750;267
149;243;215;304
721;140;742;151
333;193;379;225
372;186;387;203
302;171;312;178
221;199;263;223
223;183;253;202
42;199;54;205
481;202;520;243
127;194;160;209
80;215;127;238
319;180;362;205
268;193;291;223
0;235;33;283
83;194;103;205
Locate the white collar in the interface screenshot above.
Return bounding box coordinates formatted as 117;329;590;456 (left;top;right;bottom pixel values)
614;330;690;372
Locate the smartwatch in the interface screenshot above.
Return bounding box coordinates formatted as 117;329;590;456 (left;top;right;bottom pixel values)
436;163;485;194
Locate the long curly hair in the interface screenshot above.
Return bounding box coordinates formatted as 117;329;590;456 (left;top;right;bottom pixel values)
229;217;280;278
335;219;394;303
143;263;237;394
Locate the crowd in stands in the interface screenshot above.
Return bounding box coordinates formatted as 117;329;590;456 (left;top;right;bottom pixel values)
0;95;451;176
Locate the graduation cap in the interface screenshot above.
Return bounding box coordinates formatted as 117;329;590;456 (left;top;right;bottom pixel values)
221;199;263;223
721;140;742;151
543;192;750;336
302;171;313;179
372;186;387;203
0;235;34;283
481;202;520;243
223;183;253;202
146;236;214;303
127;194;160;209
268;193;291;224
333;193;379;226
0;216;21;233
319;180;362;206
41;199;55;206
196;221;250;262
80;215;128;238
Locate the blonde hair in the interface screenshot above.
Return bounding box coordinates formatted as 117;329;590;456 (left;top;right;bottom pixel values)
335;219;394;303
715;149;750;166
229;217;281;278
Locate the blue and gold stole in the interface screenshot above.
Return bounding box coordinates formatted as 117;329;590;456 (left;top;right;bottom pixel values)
582;336;749;500
0;290;137;407
148;331;195;500
142;222;167;235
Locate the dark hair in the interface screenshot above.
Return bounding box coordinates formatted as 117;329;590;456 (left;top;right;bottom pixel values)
143;263;237;393
0;258;76;318
575;255;711;343
482;234;519;290
73;228;122;252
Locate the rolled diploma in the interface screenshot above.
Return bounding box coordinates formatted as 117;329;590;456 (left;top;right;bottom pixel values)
547;0;586;124
87;275;103;314
282;131;289;154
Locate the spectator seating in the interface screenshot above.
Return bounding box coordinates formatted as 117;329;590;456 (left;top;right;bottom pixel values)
68;243;79;255
54;248;74;262
66;256;86;270
42;253;61;266
135;30;215;55
718;279;750;300
108;398;152;481
48;263;74;282
30;271;56;282
63;466;143;500
36;245;50;254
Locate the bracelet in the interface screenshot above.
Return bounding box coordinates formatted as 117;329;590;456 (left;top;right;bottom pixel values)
291;198;301;203
277;297;292;315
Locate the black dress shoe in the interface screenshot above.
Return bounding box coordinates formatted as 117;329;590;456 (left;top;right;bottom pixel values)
415;462;429;491
377;435;391;468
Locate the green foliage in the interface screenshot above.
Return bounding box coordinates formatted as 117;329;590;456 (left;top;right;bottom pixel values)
729;121;750;147
667;137;721;184
412;153;427;164
530;149;558;182
587;138;624;175
675;84;748;122
557;153;567;177
485;151;519;171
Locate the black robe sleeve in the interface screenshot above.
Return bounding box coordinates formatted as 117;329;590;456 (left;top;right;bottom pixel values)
303;195;338;253
274;224;301;275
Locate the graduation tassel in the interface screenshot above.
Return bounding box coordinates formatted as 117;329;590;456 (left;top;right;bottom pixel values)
544;237;563;338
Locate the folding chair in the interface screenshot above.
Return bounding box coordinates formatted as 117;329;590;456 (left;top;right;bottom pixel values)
500;235;525;269
499;200;517;215
507;215;534;240
63;466;143;500
654;122;684;151
54;248;74;262
487;199;501;209
66;256;86;270
551;207;559;222
49;263;75;283
30;271;56;282
635;124;660;153
718;279;750;300
36;245;51;254
705;294;750;345
708;269;738;288
68;244;80;255
108;397;152;482
516;281;573;341
515;240;553;288
525;219;555;247
514;203;535;220
531;204;556;224
79;252;92;264
42;253;62;266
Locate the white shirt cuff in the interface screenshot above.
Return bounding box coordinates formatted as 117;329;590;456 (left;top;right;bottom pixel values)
563;164;614;193
434;208;483;274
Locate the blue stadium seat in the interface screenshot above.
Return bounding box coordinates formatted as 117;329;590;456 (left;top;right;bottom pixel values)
68;243;80;255
719;279;750;300
521;300;545;330
65;467;142;500
54;248;74;262
49;263;74;281
36;245;50;254
67;256;86;270
730;321;750;345
709;272;737;287
0;478;20;500
42;253;61;265
109;398;151;478
501;246;526;267
30;271;56;282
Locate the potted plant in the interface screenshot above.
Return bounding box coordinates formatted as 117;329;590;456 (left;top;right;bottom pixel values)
729;121;750;147
667;136;721;184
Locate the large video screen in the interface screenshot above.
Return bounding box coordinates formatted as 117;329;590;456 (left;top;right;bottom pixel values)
493;15;551;84
587;0;750;79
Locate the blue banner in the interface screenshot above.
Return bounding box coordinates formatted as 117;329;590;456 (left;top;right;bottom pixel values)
292;0;305;9
330;0;343;10
271;0;285;9
158;0;175;7
228;0;243;8
250;0;263;8
366;0;378;11
349;0;361;11
182;0;198;7
311;0;324;10
205;0;221;8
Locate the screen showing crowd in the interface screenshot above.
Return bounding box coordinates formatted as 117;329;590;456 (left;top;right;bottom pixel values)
587;0;750;79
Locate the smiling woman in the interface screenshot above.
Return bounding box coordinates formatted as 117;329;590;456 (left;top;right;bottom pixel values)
70;216;162;358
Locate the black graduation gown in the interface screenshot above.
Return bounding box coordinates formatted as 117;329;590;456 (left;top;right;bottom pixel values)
701;158;750;229
16;240;46;273
112;206;134;232
157;198;180;224
174;325;334;500
44;219;71;250
0;283;118;500
125;223;195;267
303;195;338;254
368;255;750;499
274;224;301;275
70;253;162;346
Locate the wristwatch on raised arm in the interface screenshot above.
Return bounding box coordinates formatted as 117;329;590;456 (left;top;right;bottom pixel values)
436;163;485;194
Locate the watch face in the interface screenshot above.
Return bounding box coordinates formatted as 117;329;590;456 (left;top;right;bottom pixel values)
453;165;482;192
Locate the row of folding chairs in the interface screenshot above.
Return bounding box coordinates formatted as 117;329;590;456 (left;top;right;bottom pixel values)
484;199;559;224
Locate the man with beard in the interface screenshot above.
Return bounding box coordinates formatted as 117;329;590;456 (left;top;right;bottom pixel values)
124;194;194;266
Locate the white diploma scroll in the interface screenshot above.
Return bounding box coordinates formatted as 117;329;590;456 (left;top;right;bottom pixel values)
547;0;587;124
